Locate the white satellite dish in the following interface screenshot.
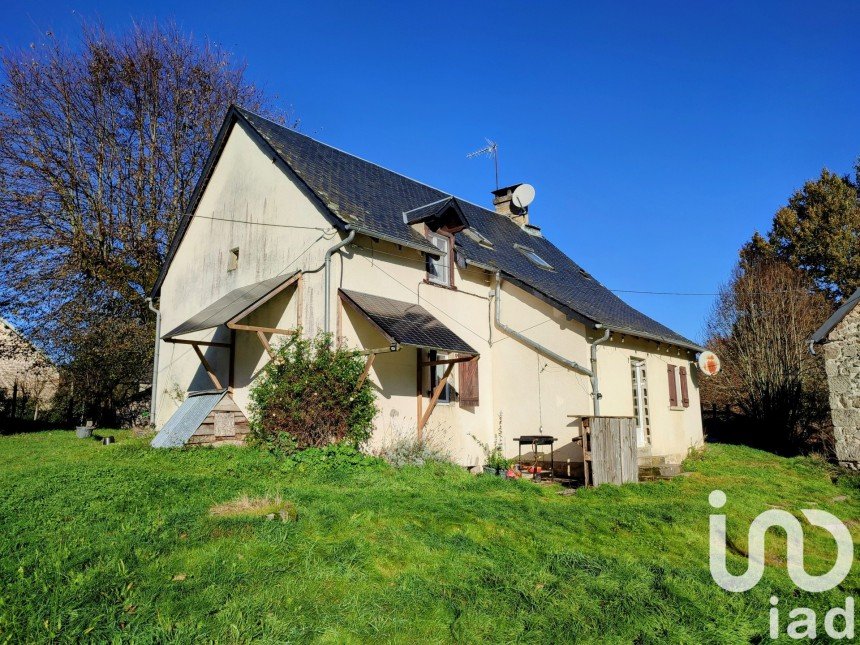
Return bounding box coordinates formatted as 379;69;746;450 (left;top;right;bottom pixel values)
511;183;536;210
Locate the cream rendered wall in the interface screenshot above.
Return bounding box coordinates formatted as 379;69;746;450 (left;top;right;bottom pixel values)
156;120;339;427
156;119;704;466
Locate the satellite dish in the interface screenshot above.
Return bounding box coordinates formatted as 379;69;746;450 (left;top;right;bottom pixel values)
511;184;535;210
697;351;721;376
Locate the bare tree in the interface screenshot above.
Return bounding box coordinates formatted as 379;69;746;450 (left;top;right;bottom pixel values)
702;259;831;454
0;21;283;422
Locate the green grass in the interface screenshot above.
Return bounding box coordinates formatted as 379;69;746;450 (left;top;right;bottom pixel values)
0;432;857;643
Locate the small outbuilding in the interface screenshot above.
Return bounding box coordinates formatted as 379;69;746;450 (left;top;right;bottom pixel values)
811;289;860;469
151;390;249;448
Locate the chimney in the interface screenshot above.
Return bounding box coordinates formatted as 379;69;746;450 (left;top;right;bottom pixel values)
491;184;530;226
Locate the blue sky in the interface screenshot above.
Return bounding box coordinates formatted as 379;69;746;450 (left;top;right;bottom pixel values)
2;1;858;342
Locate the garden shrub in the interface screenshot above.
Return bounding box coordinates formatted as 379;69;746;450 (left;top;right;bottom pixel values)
249;332;377;453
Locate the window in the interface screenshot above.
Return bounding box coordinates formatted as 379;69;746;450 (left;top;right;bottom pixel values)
227;247;239;271
667;365;690;409
631;359;651;446
429;350;453;403
426;232;452;286
514;243;553;270
463;227;494;249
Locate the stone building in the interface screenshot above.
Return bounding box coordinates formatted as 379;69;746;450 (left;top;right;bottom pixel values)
0;318;58;420
812;289;860;469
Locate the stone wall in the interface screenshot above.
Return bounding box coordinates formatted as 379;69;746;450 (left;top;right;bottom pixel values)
822;304;860;468
0;319;58;414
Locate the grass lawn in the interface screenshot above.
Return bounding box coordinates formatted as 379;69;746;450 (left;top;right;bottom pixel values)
0;432;857;643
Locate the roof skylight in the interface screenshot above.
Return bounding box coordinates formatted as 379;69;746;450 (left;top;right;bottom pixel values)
463;227;494;249
514;244;553;271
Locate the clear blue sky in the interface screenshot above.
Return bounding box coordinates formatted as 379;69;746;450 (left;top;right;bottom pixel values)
2;1;858;342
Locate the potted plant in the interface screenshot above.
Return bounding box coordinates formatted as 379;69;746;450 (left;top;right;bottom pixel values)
470;415;511;476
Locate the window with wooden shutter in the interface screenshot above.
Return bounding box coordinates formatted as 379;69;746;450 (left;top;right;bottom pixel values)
667;364;678;407
458;356;479;407
679;366;690;408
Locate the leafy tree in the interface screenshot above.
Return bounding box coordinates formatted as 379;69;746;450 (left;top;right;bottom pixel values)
748;165;860;302
249;333;377;454
701;258;831;455
0;21;283;422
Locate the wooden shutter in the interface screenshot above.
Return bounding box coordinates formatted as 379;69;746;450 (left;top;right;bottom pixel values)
458;356;479;407
679;366;690;408
667;365;678;407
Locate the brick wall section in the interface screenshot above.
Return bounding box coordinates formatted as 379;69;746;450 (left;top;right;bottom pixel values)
823;304;860;468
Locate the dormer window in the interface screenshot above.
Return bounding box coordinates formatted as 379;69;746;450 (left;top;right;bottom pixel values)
514;243;553;271
426;232;452;286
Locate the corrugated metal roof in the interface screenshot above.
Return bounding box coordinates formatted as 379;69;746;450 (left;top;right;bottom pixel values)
811;288;860;344
340;289;477;355
163;271;299;340
151;390;227;448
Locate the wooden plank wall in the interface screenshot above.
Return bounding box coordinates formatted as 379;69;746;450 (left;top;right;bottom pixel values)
583;417;638;486
187;396;250;446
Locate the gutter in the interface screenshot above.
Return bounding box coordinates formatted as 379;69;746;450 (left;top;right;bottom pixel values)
324;228;356;334
146;297;161;427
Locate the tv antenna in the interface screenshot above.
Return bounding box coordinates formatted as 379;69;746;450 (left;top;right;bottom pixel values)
466;138;499;189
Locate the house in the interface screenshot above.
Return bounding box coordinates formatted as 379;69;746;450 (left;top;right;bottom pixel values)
811;289;860;469
0;318;58;421
149;105;707;468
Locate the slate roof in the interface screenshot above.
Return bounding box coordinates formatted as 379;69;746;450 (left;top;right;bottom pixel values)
811;288;860;344
339;289;477;355
154;106;703;352
162;272;299;340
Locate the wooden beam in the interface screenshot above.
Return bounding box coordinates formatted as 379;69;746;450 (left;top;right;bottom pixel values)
227;323;296;335
418;361;454;434
228;329;236;393
420;355;476;367
166;338;231;348
192;343;223;390
296;274;304;329
416;348;423;440
256;330;275;358
355;353;376;390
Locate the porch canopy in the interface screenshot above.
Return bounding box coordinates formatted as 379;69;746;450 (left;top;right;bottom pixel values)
161;271;301;389
339;289;478;435
162;271;301;341
338;289;477;356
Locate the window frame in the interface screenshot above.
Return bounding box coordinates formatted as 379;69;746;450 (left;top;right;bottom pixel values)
513;243;554;271
425;230;455;288
429;349;453;404
631;358;651;446
227;247;240;272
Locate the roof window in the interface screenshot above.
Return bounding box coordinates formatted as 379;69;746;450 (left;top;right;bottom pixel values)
514;244;553;271
463;228;494;249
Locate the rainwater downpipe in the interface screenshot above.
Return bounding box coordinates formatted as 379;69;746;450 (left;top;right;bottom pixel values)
324;228;356;334
146;297;161;427
590;325;611;416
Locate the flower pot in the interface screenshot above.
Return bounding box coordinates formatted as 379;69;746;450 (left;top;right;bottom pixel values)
75;426;92;439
